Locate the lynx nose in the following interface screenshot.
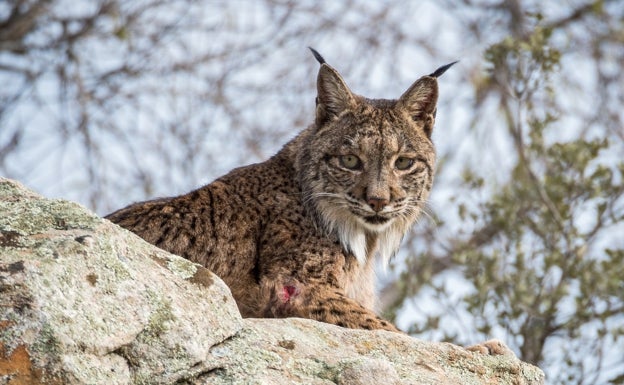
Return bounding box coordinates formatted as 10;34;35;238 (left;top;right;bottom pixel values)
367;197;389;212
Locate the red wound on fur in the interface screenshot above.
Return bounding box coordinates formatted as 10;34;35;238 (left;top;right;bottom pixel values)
281;285;298;302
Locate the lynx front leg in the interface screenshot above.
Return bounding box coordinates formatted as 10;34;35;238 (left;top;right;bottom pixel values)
262;281;399;332
466;339;516;356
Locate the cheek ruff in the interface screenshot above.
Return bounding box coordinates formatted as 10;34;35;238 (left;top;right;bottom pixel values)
313;197;416;266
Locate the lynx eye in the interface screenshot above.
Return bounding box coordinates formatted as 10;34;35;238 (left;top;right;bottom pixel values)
339;154;362;170
395;157;415;170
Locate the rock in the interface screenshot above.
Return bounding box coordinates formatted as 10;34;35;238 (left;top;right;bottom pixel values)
193;319;544;385
0;178;545;384
0;178;241;384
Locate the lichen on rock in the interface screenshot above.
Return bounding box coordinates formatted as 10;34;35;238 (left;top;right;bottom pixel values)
0;178;545;385
0;178;242;384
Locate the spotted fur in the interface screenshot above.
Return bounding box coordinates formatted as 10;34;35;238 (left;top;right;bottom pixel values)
106;52;454;332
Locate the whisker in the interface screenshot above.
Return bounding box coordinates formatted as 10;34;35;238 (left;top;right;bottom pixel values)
302;192;344;206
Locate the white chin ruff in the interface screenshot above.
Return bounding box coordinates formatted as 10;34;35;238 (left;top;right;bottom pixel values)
316;202;409;266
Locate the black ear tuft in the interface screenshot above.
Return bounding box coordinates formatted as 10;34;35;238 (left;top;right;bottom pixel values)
309;47;326;65
429;60;459;78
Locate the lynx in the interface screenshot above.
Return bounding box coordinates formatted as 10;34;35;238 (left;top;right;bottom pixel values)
106;49;455;332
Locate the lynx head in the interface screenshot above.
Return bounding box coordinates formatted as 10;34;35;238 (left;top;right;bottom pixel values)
299;49;456;265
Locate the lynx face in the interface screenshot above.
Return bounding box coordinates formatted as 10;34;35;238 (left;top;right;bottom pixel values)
320;106;434;230
299;61;440;265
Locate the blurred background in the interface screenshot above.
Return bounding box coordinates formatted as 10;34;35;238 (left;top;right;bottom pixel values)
1;0;623;383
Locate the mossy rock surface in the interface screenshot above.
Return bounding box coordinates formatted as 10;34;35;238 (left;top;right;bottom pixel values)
0;178;242;384
0;178;544;385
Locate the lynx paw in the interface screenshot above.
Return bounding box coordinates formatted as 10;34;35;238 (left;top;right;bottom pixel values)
466;339;515;357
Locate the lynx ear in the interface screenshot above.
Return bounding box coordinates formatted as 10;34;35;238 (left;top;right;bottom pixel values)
315;63;357;126
397;61;457;137
397;77;439;137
